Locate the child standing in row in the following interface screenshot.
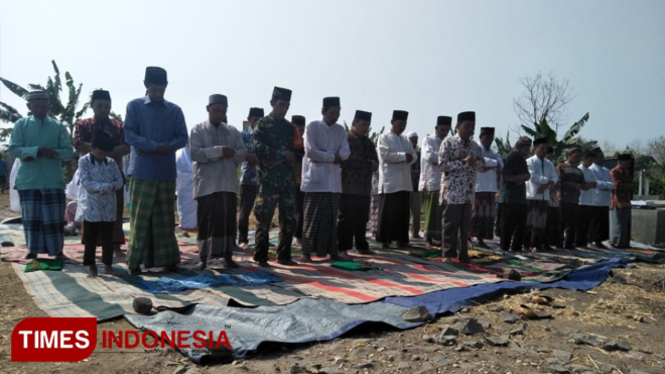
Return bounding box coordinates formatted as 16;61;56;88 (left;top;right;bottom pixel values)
76;130;124;277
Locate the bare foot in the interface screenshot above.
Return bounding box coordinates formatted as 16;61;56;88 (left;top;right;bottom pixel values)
337;251;353;261
300;254;312;263
277;259;298;266
104;265;116;276
224;258;240;268
238;242;248;250
195;262;207;271
87;266;98;278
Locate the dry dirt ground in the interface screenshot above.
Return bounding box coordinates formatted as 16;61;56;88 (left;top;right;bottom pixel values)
1;196;665;374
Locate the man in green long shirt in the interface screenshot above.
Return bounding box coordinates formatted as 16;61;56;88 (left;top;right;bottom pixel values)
252;86;304;267
9;90;74;259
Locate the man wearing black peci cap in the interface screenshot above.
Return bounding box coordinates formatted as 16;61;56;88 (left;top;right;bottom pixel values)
238;107;265;248
190;94;247;270
470;126;503;249
575;150;598;248
524;138;557;251
74;89;131;256
124;66;189;274
338;110;379;255
376;110;419;249
438;111;485;262
300;97;350;262
555;146;591;250
252;86;304;267
588;147;614;248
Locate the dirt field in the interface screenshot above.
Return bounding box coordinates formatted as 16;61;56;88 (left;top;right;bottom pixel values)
1;194;665;374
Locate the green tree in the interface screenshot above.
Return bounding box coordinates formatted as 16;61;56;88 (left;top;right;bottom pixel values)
0;60;89;143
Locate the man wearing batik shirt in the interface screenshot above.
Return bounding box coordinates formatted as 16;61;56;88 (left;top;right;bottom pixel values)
124;66;188;274
9;90;74;260
376;110;419;249
237;107;264;249
439;111;485;262
589;148;614;248
499;137;532;252
190;94;247;270
525;138;557;251
556;146;589;250
419;116;452;247
338;110;379;255
74;89;130;254
301;97;350;262
470;127;503;249
609;154;634;248
252;86;304;267
576;150;598;248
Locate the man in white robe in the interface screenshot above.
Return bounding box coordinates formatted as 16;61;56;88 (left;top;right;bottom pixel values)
176;144;197;230
589;148;614;248
376;110;418;249
301;97;350;262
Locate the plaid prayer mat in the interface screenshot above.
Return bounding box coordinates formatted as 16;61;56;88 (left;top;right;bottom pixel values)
2;225;664;321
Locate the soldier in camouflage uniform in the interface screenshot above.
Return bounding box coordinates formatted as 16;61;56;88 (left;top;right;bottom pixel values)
252;86;304;267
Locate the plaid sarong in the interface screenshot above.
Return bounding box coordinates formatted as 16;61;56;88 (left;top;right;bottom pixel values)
423;191;442;241
469;192;496;240
19;189;66;256
302;192;340;256
127;178;180;270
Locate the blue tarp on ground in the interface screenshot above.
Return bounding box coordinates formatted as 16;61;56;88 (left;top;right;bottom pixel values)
124;258;626;364
383;257;627;315
132;270;284;294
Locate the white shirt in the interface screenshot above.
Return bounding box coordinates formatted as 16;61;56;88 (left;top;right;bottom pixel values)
578;164;597;206
418;134;443;192
75;154;124;223
65;169;80;201
378;130;418;194
526;155;558;201
301;120;350;193
190;121;247;199
590;163;614;207
476;146;504;192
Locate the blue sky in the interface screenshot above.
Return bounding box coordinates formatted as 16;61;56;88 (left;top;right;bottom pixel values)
1;0;663;149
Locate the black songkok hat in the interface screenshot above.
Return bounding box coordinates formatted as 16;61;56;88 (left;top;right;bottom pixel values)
457;111;476;123
208;94;228;105
323;97;341;107
248;107;264;118
592;147;602;156
354;110;372;122
392;110;409;121
480;127;495;136
582;150;596;159
437;116;452;126
546;146;554;154
91;89;111;102
91;130;115;152
291;115;306;126
272;86;292;102
144;66;168;85
533;137;549;147
26;90;49;102
618;153;632;161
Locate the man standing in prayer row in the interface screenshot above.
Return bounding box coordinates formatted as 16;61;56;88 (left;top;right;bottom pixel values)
556;146;588;250
525;138;557;252
125;66;188;274
9;90;74;260
589;148;614;248
238;107;264;249
439;111;484;262
609;153;634;248
545;147;562;248
190;94;247;270
499;137;532;252
576;150;598;248
408;132;422;239
338;110;379;256
301;97;350;262
419;116;452;247
74;89;130;254
175;142;196;231
253;87;303;267
376;110;418;249
292;115;307;245
469;127;502;249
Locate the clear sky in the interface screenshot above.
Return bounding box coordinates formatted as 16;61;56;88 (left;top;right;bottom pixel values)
1;0;663;148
